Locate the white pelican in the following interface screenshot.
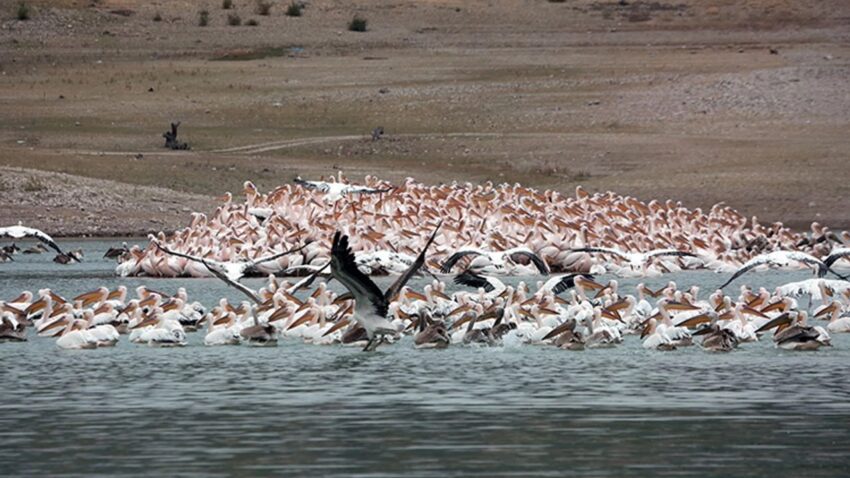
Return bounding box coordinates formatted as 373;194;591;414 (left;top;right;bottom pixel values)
154;240;306;282
439;247;549;275
569;247;699;276
329;222;440;351
294;177;392;202
719;251;847;289
0;223;80;262
756;311;830;350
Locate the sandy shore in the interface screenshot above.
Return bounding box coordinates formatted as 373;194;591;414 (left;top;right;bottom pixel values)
1;0;848;234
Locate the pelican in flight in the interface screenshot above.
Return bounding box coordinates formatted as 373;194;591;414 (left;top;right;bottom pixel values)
439;247;549;275
330;221;441;351
294;177;393;202
0;224;80;262
823;248;850;270
539;273;595;295
718;251;848;289
569;247;698;275
154;240;306;282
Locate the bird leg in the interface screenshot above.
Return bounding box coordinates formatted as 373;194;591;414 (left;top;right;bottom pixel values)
362;337;376;352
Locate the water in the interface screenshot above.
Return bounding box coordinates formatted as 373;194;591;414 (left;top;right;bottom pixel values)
1;240;849;477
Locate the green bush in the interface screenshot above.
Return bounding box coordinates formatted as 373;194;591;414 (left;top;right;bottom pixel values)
285;2;303;17
222;0;233;10
246;18;259;26
227;13;241;25
348;15;367;32
153;11;162;22
199;9;209;26
16;1;30;20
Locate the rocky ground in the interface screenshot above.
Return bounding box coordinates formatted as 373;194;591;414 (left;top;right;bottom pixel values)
0;0;848;235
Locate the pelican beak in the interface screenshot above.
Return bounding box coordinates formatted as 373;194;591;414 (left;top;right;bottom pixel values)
131;316;158;330
322;318;350;337
38;317;69;334
107;289;123;301
25;297;47;316
74;289;103;307
405;290;428;302
267;307;290;323
434;290;452;301
287;312;315;331
450;314;476;331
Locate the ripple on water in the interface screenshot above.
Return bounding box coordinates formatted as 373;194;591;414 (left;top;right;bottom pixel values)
2;240;850;476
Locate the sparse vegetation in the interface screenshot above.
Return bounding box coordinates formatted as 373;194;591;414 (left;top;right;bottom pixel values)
198;9;209;26
256;1;272;16
246;18;259;26
153;11;162;22
227;13;241;26
22;176;45;192
16;1;30;21
348;15;367;32
548;0;567;3
285;2;303;17
222;0;233;10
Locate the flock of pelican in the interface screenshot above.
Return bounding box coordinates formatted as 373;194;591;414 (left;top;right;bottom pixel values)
2;175;850;353
106;175;849;279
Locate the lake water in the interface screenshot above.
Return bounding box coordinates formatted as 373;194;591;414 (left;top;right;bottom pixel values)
1;240;849;477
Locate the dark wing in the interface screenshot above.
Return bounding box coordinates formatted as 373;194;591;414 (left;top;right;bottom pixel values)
718;256;770;290
293;177;322;191
569;247;628;260
549;273;594;295
248;243;308;268
508;249;550;274
439;249;481;274
200;258;262;305
646;249;698;259
454;271;495;292
287;262;332;294
384;221;443;301
330;231;388;317
824;248;850;269
346;185;394;195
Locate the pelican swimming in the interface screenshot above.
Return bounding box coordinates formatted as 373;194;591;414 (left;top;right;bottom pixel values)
440;246;549;275
569;247;699;276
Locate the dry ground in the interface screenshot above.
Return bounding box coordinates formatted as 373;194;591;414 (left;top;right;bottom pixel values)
1;0;848;234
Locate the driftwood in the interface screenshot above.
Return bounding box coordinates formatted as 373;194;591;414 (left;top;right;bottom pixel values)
163;122;190;150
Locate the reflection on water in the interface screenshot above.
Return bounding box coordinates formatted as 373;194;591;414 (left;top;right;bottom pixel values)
1;240;849;476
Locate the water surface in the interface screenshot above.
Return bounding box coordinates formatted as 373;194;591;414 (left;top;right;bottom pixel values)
1;240;848;477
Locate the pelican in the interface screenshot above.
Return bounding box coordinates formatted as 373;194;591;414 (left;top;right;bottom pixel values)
154;240;306;282
569;247;698;275
756;311;830;350
539;273;594;295
823;247;850;270
440;246;549;275
0;313;26;341
294;177;393;202
719;251;847;289
329;221;441;352
413;311;450;349
0;224;80;262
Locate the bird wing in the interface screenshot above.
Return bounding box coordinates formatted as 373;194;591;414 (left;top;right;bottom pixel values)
384;221;443;301
248;243;308;268
439;249;483;274
646;249;698;259
569;247;629;260
545;273;593;295
506;248;550;274
330;231;388;318
345;185;394;195
454;271;499;293
200;258;262;305
717;255;771;289
287;263;332;294
824;248;850;268
293;178;326;192
0;226;74;260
